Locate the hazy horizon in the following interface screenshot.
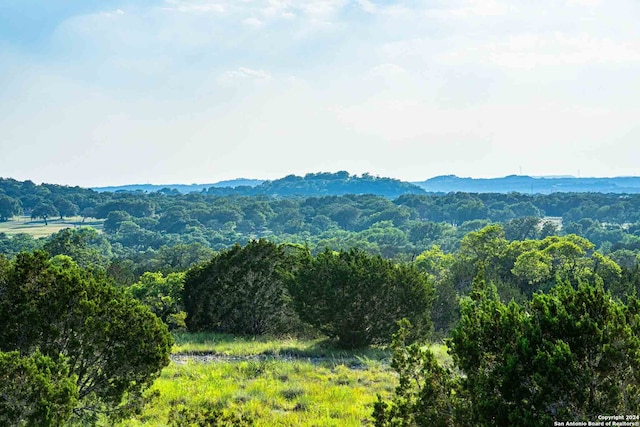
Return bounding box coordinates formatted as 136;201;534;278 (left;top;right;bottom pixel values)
2;0;639;187
8;171;640;189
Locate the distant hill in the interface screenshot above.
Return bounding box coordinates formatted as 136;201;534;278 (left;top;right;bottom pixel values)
203;172;426;198
210;179;264;188
92;179;263;194
413;175;640;194
92;174;640;196
92;172;425;198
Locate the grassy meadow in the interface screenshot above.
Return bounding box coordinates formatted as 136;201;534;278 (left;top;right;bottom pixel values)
117;333;451;426
0;215;103;238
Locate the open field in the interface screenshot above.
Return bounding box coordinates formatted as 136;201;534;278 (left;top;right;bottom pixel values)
117;333;451;427
0;216;103;238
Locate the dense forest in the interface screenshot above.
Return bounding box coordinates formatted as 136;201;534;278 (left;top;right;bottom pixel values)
2;172;640;425
2;173;640;277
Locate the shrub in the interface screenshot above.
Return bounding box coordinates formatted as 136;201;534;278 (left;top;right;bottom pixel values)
183;239;303;335
0;251;173;423
289;248;434;349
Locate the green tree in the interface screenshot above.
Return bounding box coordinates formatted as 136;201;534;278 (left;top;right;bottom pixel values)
0;350;78;427
53;197;79;219
0;194;22;221
503;216;540;241
103;210;132;233
43;227;113;270
376;276;640;426
130;271;186;330
373;320;461;427
184;240;303;335
0;252;173;423
289;248;433;348
450;277;640;425
148;243;215;273
415;246;459;335
30;202;59;225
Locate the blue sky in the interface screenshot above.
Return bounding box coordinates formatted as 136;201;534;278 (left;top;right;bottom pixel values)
1;0;640;186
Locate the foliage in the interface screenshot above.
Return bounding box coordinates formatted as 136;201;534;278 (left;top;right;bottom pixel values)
119;334;397;427
129;271;187;330
0;194;22;221
450;276;640;425
184;239;303;335
43;227;113;270
53;197;79;219
31;202;59;225
373;320;460;427
0;251;173;423
289;248;434;348
377;275;640;426
6;176;640;268
414;246;459;335
167;404;254;427
0;350;78;427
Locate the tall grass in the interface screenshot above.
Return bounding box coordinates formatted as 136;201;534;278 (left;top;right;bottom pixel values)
172;332;392;362
116;333;451;426
119;359;395;426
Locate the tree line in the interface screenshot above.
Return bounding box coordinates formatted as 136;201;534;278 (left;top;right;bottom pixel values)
3;176;640;286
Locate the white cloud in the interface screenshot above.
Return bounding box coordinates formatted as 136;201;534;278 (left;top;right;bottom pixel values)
566;0;602;6
448;0;510;17
97;9;126;18
221;67;272;82
442;33;640;69
162;0;226;13
4;0;640;185
367;63;406;78
298;0;348;19
356;0;377;14
242;17;264;27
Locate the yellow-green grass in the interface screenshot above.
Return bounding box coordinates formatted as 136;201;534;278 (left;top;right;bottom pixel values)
0;216;103;238
172;332;392;363
114;333;452;426
429;343;454;369
119;359;396;427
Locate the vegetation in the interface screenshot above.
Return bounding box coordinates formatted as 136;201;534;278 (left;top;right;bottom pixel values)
0;252;173;424
121;333;402;427
0;350;78;426
3;175;640;270
184;240;304;336
374;276;640;426
290;247;433;348
4;172;640;425
129;271;187;331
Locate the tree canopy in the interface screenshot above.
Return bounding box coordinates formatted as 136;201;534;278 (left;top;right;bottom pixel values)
0;251;173;423
289;247;434;348
375;275;640;426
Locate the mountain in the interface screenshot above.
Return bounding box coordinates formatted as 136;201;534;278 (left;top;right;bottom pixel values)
203;172;426;198
413;175;640;194
92;174;640;196
92;172;425;198
92;179;263;194
209;179;264;188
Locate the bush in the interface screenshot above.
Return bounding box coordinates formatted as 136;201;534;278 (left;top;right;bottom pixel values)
0;251;173;423
0;350;78;427
375;275;640;426
129;271;187;331
289;248;434;348
183;239;304;335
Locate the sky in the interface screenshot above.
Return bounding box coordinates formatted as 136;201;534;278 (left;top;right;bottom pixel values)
1;0;640;187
